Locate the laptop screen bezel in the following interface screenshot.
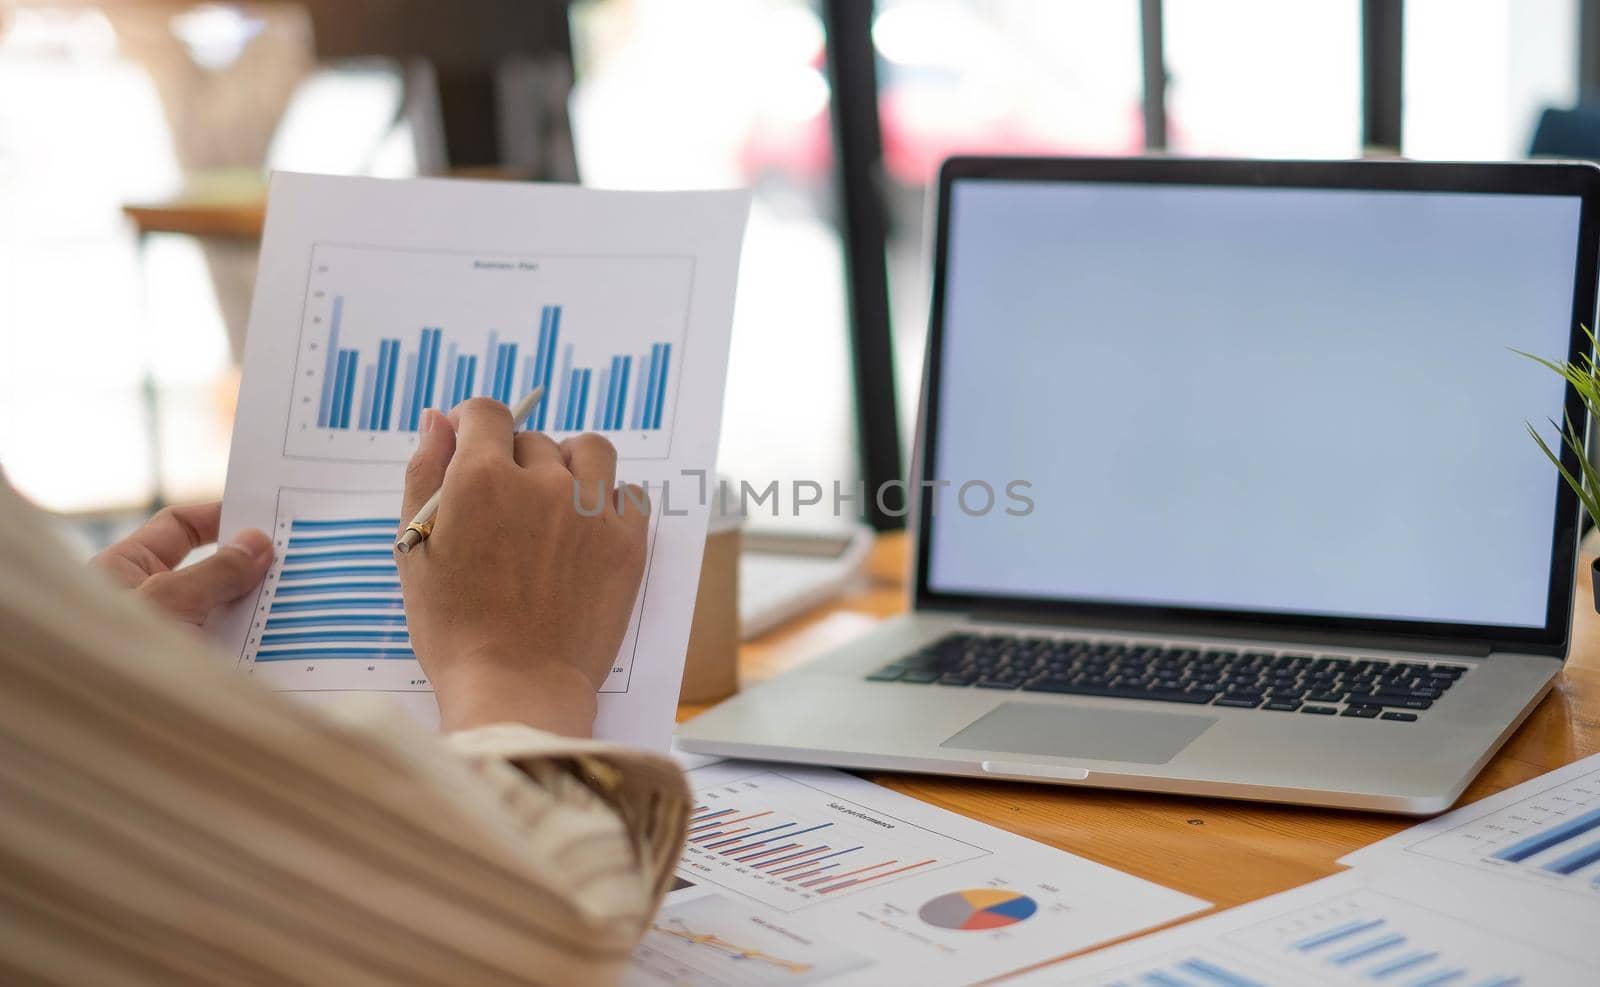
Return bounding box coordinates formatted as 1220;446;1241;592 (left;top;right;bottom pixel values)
912;156;1600;658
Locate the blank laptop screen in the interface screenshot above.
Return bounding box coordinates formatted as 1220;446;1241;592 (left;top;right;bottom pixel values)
925;179;1583;629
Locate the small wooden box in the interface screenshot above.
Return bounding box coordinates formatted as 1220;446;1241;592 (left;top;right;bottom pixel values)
680;512;743;704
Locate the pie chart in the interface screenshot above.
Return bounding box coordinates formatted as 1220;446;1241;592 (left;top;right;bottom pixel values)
918;889;1039;931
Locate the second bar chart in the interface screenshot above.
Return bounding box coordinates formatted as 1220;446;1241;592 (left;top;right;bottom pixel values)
1401;761;1600;898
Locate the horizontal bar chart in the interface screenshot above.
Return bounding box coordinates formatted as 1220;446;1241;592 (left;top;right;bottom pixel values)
1396;763;1600;900
249;517;413;664
1489;807;1600;864
680;771;984;914
1221;889;1536;987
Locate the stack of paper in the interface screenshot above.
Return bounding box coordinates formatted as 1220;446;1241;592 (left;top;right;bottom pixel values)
1006;753;1600;985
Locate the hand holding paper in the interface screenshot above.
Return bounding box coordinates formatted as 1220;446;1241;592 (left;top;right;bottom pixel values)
205;173;749;746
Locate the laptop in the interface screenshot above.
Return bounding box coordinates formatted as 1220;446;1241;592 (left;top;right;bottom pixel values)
678;157;1600;814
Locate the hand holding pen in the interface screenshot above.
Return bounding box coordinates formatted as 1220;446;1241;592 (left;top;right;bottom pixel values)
392;394;650;736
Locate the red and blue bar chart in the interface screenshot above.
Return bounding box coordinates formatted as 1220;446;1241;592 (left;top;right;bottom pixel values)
679;771;982;913
688;805;936;896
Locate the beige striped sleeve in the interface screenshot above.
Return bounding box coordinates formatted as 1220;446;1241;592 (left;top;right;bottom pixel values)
0;477;689;987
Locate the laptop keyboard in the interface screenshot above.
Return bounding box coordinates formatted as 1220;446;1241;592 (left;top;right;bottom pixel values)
866;633;1467;722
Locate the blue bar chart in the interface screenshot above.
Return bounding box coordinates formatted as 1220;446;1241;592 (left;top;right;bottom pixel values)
309;304;675;437
1065;886;1580;987
1223;888;1556;987
254;516;411;664
287;244;693;462
1398;762;1600;897
239;489;657;696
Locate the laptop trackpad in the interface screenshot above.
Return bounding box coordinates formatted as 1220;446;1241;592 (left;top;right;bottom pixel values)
941;702;1216;765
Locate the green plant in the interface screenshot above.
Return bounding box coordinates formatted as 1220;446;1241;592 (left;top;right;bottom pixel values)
1516;325;1600;525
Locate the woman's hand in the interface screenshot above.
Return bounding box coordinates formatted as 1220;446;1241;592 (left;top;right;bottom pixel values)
92;502;274;626
396;400;649;737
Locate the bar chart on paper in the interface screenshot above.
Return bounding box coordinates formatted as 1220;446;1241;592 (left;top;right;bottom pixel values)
237;489;653;695
285;243;693;461
681;771;985;913
1065;886;1586;987
1397;761;1600;898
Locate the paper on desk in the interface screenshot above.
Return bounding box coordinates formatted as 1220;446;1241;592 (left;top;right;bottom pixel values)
1341;751;1600;877
205;172;749;749
1006;755;1600;985
1334;751;1600;956
1001;867;1593;986
624;760;1209;987
669;741;725;772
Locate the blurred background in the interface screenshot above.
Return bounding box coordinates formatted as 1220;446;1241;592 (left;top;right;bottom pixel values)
0;0;1593;544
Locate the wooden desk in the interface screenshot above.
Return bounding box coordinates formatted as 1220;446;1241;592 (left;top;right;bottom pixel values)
681;533;1600;958
121;167;539;241
122;171;269;240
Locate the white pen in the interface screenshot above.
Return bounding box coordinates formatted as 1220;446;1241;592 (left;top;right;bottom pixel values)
394;386;545;554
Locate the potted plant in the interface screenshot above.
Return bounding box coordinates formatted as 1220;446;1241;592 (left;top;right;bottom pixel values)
1520;327;1600;611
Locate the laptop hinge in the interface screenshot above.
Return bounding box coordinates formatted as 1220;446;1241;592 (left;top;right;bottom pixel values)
965;609;1496;658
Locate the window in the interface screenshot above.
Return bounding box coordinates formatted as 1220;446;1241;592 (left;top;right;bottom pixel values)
1164;0;1361;158
1404;0;1579;160
873;0;1145;452
571;0;857;498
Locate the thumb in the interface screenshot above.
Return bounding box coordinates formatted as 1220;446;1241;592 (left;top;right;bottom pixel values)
138;529;274;625
401;408;457;522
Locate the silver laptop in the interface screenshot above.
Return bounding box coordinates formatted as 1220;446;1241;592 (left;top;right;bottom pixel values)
678;157;1600;814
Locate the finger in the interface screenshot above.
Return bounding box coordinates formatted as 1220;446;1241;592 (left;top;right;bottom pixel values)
513;430;563;471
401;409;457;522
137;529;273;624
449;397;515;464
559;433;618;492
614;482;651;522
91;502;224;586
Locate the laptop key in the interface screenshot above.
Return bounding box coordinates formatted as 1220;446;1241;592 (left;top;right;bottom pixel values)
899;669;939;683
1301;705;1337;715
1306;691;1346;703
1380;711;1418;722
939;673;975;686
1341;706;1381;718
1214;697;1263;708
1263;700;1302;711
1344;693;1433;710
1022;680;1214;704
975;677;1023;690
865;666;906;682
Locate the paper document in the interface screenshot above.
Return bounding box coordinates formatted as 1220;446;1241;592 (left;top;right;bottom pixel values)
1010;755;1600;985
624;760;1208;987
1342;751;1600;895
1004;868;1592;986
206;172;748;748
1334;752;1600;958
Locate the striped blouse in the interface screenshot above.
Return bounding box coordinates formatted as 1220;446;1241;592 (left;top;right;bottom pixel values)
0;477;689;986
